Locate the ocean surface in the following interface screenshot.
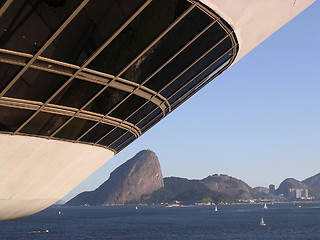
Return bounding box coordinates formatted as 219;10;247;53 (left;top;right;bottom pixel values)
1;202;319;240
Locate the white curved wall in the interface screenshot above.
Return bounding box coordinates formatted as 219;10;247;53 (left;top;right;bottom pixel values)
201;0;315;64
0;134;114;221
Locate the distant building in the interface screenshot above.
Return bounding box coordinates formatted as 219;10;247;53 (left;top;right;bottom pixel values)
269;184;275;195
295;189;302;199
305;189;309;198
289;188;309;199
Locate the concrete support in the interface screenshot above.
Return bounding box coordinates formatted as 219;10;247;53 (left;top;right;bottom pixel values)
0;134;114;221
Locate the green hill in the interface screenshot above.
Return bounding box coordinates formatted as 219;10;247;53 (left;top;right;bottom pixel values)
201;174;260;200
141;177;234;204
303;173;320;194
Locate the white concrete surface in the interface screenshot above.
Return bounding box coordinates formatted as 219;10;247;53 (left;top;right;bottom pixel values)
200;0;315;64
0;134;114;221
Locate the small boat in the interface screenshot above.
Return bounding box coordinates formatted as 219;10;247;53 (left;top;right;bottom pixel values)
58;211;62;215
264;203;268;209
28;229;49;234
214;206;218;212
165;204;180;207
135;206;138;210
260;217;266;226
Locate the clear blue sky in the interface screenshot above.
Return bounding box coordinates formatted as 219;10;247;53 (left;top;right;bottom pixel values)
64;2;320;201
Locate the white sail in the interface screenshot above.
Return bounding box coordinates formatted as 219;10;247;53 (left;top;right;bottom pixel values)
260;217;266;226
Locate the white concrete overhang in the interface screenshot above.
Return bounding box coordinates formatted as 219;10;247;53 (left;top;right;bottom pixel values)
0;134;114;221
200;0;315;64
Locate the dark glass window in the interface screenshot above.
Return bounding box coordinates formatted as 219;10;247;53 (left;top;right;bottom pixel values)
55;117;96;140
140;111;163;132
87;0;191;75
20;112;70;136
84;87;129;115
0;106;34;132
144;23;229;92
4;69;68;102
98;127;127;147
80;123;114;143
42;0;146;65
109;95;147;120
121;7;212;84
137;107;163;130
161;38;232;98
114;134;135;152
127;101;157;124
109;131;134;149
169;52;232;108
0;63;21;92
0;1;237;153
50;79;103;109
0;1;79;54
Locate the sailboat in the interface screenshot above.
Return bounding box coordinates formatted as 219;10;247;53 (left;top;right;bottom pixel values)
260;217;266;226
264;203;268;209
135;206;138;210
214;206;218;212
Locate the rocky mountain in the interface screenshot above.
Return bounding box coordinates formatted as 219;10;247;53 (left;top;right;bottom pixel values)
302;173;320;192
201;174;259;200
141;177;234;204
66;148;320;205
66;150;164;206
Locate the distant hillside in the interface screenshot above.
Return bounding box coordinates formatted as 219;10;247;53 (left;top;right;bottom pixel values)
201;174;260;200
141;177;234;204
66;150;164;206
253;187;269;199
303;173;320;192
66;148;320;206
253;187;269;195
276;178;318;197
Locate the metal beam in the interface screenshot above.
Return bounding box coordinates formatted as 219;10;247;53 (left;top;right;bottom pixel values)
0;49;167;110
49;0;153;140
0;97;140;137
116;24;229;135
0;0;13;17
12;0;153;134
0;0;90;98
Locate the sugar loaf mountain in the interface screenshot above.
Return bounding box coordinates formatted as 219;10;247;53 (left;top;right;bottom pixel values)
66;150;164;206
66;150;320;206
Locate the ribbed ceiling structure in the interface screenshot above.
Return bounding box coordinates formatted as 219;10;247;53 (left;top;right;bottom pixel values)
0;0;238;153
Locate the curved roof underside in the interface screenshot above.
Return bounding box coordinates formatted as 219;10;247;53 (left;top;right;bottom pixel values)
0;0;238;153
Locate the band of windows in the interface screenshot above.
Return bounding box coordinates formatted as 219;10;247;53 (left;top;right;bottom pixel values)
0;0;238;153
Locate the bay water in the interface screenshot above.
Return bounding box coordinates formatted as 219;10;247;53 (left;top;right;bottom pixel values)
1;202;319;239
